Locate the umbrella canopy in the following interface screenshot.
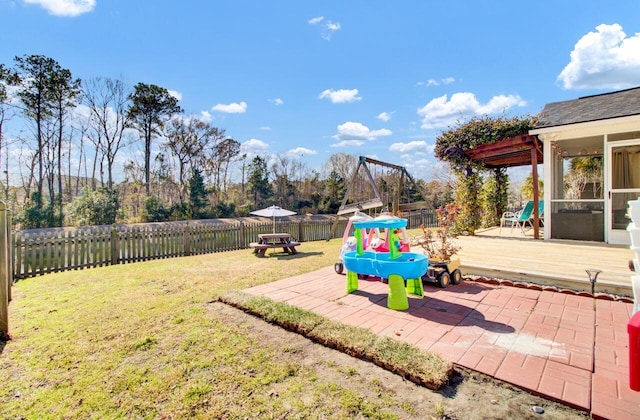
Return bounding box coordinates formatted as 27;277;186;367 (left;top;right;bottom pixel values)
250;205;296;233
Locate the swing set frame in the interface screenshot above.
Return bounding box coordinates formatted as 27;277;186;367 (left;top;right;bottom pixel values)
328;156;433;239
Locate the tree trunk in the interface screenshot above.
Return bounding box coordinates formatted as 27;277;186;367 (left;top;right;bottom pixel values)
67;131;73;199
36;105;44;202
145;124;151;196
57;109;63;225
91;141;99;190
107;155;114;189
78;131;85;195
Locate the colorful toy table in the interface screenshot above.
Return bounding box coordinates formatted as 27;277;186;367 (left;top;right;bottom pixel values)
342;217;428;310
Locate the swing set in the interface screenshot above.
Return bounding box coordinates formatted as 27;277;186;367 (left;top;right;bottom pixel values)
329;156;433;239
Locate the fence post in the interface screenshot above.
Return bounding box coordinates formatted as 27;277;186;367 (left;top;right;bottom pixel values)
238;220;244;248
298;220;304;242
111;226;119;265
184;222;191;256
8;222;13;302
0;201;9;335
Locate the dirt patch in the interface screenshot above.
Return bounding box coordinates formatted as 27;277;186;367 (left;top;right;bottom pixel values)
210;302;588;419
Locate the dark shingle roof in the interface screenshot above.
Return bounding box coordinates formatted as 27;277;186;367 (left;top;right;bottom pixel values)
534;87;640;129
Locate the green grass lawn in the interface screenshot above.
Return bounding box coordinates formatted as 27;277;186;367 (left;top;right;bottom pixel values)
1;235;451;418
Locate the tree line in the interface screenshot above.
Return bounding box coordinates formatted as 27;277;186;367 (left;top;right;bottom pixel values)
0;54;453;229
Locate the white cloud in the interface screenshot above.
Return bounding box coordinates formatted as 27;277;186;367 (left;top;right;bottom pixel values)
319;88;362;104
322;21;341;40
308;15;341;40
331;140;365;148
3;84;22;105
24;0;95;17
377;112;391;122
269;98;284;106
70;102;92;122
417;77;455;87
211;101;247;114
326;21;340;31
558;23;640;90
417;92;526;129
167;90;182;101
477;95;526;114
259;126;271;131
389;140;432;154
333;121;392;142
286;147;317;157
199;110;212;122
240;139;269;154
168;112;212;126
419;79;439;87
403;158;432;172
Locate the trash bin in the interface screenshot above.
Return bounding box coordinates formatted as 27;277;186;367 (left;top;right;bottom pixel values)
628;310;640;391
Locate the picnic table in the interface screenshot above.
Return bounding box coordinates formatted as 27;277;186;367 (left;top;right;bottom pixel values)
249;233;300;257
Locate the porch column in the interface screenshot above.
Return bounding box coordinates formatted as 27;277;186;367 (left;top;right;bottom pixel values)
531;147;540;239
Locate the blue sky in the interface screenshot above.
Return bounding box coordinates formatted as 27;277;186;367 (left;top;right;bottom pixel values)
1;0;640;182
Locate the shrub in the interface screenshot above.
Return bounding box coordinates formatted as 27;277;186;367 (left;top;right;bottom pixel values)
141;195;170;222
65;187;120;226
417;202;460;261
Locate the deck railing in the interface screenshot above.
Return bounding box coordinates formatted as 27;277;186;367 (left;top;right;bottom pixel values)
12;211;437;280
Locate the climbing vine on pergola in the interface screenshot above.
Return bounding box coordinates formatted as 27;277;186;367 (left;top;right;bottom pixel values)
434;115;538;235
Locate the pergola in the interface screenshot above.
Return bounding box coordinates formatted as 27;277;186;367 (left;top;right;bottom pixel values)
463;134;543;239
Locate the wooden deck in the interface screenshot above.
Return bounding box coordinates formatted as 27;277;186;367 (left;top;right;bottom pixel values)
447;227;636;297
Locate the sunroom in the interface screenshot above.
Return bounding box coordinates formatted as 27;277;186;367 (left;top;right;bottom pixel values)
530;87;640;245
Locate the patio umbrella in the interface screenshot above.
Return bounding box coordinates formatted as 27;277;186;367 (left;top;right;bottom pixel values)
250;205;296;233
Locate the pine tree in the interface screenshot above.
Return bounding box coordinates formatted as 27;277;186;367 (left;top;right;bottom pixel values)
188;168;209;219
247;156;272;207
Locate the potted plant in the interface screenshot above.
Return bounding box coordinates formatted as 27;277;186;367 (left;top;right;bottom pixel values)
414;203;462;288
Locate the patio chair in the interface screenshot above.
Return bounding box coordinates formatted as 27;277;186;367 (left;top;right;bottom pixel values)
499;200;535;234
530;200;544;227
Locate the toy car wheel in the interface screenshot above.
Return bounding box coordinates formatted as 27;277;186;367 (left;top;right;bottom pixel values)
451;269;463;285
438;271;451;288
334;262;344;274
358;274;369;280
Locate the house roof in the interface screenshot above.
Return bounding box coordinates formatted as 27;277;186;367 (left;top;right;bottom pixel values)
534;86;640;129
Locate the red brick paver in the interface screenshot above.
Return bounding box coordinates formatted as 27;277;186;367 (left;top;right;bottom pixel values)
245;266;640;418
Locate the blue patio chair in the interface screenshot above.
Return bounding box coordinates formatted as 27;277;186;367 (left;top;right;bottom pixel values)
499;201;535;234
530;200;544;227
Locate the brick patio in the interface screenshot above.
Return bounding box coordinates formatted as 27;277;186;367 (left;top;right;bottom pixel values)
245;266;640;419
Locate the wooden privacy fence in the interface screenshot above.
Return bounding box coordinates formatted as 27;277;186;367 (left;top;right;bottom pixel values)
12;211;437;280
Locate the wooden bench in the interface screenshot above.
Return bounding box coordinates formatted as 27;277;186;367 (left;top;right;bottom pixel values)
249;241;301;257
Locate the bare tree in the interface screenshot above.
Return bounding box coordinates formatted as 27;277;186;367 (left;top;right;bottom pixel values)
202;131;237;204
216;137;240;198
272;155;296;208
323;152;358;181
83;76;131;189
164;116;221;202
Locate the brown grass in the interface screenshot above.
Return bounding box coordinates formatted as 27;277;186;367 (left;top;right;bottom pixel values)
220;291;452;390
